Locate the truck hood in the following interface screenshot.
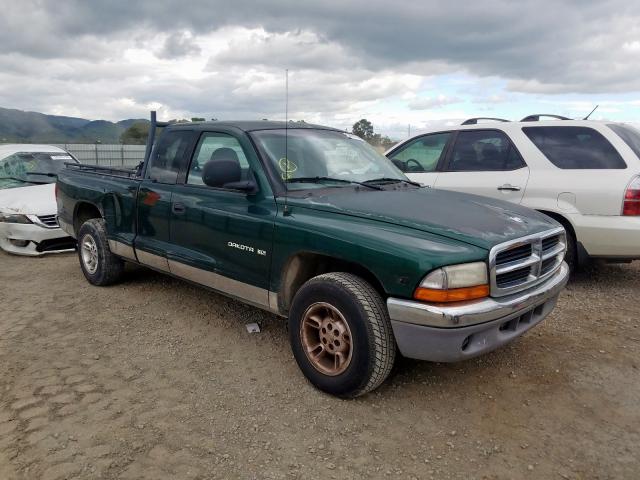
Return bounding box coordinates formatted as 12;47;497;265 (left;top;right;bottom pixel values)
289;187;558;250
0;183;57;216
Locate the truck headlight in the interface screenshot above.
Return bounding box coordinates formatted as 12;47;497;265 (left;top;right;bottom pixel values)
414;262;489;303
0;214;33;224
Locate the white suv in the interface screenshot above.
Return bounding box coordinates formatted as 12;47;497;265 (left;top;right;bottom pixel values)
386;115;640;268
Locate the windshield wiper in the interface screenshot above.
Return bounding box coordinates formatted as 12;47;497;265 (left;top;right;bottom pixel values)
0;176;47;185
363;177;422;187
26;171;58;178
286;176;383;190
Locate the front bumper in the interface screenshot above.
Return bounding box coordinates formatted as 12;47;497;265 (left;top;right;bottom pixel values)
387;262;569;362
0;222;76;256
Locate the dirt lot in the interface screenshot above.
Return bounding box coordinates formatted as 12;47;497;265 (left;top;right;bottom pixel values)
0;251;638;480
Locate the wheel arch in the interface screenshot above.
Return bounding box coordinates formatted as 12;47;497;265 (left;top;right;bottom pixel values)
536;209;588;267
73;201;103;236
536;209;576;240
276;251;387;314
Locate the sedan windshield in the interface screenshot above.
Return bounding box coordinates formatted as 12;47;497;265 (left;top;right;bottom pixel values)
0;152;76;189
251;129;408;190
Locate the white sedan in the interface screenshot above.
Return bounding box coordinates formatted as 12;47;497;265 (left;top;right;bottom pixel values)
0;144;78;256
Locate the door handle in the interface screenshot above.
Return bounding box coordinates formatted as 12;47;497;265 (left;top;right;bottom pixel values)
497;184;521;192
172;202;186;214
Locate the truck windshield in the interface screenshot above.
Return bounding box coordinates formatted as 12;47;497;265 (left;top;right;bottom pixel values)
0;152;76;189
251;129;407;190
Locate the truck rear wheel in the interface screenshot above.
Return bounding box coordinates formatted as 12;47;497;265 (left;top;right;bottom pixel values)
77;218;124;286
288;272;396;398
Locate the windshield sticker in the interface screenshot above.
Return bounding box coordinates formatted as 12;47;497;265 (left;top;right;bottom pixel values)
278;157;298;180
51;155;73;160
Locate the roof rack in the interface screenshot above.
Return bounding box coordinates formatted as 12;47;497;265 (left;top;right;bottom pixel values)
520;114;571;122
461;117;510;125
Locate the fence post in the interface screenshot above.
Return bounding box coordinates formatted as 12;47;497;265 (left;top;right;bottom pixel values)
94;141;99;165
121;142;124;166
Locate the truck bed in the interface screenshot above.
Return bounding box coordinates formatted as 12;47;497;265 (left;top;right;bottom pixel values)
64;162;139;179
57;163;142;247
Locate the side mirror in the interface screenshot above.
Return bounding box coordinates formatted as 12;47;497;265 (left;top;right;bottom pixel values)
201;160;257;192
223;180;258;192
202;160;241;188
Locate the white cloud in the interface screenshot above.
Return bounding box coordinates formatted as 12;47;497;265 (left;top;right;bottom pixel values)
408;95;461;110
1;0;640;139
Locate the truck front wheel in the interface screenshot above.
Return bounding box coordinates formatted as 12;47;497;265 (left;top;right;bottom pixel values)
77;218;124;286
288;272;396;398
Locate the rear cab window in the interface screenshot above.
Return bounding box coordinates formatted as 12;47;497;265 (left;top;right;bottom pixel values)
523;126;626;169
146;130;195;183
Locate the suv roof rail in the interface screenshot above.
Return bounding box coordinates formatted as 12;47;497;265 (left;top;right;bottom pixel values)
521;114;571;122
461;117;510;125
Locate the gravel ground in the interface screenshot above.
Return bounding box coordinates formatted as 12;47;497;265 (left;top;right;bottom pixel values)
0;251;638;479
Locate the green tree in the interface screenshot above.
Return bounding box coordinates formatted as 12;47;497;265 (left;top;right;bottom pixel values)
191;117;205;122
120;122;150;145
352;119;374;141
352;119;396;150
379;135;396;150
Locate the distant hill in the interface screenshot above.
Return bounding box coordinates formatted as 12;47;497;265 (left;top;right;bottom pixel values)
0;107;148;143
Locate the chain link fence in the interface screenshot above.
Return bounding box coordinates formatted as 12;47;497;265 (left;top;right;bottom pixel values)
51;143;146;167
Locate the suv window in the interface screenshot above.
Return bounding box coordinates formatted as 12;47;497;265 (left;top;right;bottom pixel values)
187;133;250;186
389;132;451;172
608;123;640;160
147;130;193;183
523;126;626;169
447;130;525;171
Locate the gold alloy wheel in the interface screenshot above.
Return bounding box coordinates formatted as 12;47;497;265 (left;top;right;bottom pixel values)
300;302;353;376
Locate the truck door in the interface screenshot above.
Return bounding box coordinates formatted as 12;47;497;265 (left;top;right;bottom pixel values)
135;129;195;271
168;131;277;308
435;129;530;203
386;132;452;187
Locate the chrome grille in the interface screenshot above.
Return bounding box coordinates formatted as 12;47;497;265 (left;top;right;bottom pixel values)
490;227;566;297
35;214;59;228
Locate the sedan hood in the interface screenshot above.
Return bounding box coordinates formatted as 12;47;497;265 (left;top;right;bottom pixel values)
290;187;558;250
0;183;57;216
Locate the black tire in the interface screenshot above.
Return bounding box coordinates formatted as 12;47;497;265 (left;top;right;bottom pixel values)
77;218;124;286
288;272;396;398
564;228;577;272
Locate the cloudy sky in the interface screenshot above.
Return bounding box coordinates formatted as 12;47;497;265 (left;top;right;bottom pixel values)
2;0;640;138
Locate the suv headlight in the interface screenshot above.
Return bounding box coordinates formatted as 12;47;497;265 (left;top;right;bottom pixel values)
0;214;33;224
414;262;489;303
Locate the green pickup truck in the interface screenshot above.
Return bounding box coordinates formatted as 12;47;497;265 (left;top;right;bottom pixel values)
56;115;569;397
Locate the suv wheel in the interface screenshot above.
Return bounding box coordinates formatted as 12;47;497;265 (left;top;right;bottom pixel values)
77;218;124;286
564;229;577;272
288;272;396;398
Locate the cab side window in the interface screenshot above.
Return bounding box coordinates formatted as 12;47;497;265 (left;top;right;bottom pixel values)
447;130;525;172
187;133;250;187
147;130;193;184
389;132;451;172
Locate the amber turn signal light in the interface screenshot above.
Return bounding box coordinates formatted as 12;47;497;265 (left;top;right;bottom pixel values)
414;284;490;303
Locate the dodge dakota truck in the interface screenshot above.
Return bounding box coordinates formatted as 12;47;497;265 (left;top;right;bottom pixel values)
56;114;569;397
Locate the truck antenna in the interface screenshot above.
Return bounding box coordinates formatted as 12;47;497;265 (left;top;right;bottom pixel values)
283;69;291;216
584;105;599;120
